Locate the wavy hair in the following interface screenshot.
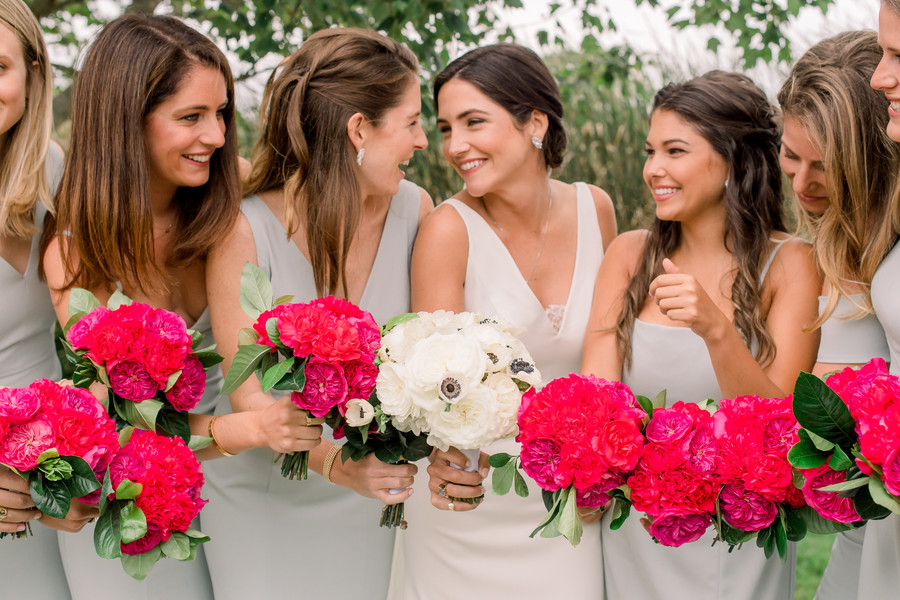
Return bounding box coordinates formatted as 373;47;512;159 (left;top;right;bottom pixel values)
41;14;240;293
245;27;418;297
616;71;785;369
433;43;566;169
0;0;53;238
778;30;899;326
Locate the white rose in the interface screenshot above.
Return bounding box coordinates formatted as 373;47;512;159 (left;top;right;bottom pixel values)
463;322;515;372
344;398;375;427
484;373;522;439
404;333;487;393
474;314;525;337
375;362;421;422
426;384;498;451
430;310;477;333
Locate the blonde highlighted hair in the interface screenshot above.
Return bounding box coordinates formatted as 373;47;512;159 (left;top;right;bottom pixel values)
0;0;53;238
245;27;418;297
778;30;900;326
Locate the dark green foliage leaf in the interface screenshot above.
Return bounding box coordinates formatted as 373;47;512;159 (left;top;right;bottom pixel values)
193;348;224;368
635;394;653;419
787;437;829;469
828;445;854;471
792;372;857;449
719;520;756;546
783;508;807;542
62;456;101;498
513;469;530;498
160;532;191;560
93;509;121;559
868;476;900;514
542;488;556;512
119;501;148;544
155;406;192;443
121;545;162;581
488;452;512;468
221;344;272;395
260;357;295;392
792;506;854;535
272;359;307;392
852;485;893;521
609;498;631;530
491;461;516;496
115;479;143;501
31;475;72;519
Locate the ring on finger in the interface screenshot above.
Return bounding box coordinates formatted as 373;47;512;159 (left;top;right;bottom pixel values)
0;506;7;521
448;501;455;512
304;412;313;427
437;482;447;497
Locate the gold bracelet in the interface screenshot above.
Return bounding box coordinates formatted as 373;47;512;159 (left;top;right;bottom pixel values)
322;444;342;484
208;416;236;457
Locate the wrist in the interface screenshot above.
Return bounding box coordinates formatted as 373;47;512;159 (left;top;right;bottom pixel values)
322;444;342;484
208;416;237;457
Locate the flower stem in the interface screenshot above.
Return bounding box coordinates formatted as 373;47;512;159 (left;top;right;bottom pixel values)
280;450;310;480
380;502;407;529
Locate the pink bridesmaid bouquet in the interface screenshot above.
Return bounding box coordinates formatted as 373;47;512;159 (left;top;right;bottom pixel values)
222;263;380;480
94;428;208;580
0;379;118;538
790;359;900;528
492;374;647;546
63;289;223;441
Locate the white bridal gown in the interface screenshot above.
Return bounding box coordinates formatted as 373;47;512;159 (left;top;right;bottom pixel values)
201;179;421;599
388;182;606;600
602;241;796;600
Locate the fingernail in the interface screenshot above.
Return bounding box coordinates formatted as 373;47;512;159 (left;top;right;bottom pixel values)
16;524;25;532
479;467;490;478
407;488;414;496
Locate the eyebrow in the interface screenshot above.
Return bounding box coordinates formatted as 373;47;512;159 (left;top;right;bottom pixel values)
645;138;690;146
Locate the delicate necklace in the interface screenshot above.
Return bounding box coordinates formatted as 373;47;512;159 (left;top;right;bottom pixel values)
483;187;553;283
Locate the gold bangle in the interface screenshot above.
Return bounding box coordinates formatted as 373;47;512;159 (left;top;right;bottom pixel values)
322;444;342;484
208;416;236;457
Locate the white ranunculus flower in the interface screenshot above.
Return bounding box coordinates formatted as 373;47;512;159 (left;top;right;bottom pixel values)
475;314;525;337
484;372;522;439
344;398;375;427
463;322;515;372
426;384;498;451
375;362;421;422
404;333;487;392
430;310;477;333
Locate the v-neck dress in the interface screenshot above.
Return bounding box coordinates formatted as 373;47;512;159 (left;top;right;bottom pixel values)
201;179;421;599
1;144;71;599
388;183;606;600
602;242;796;600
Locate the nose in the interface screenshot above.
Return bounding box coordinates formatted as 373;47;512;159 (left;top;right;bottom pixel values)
643;154;665;179
443;127;470;159
872;52;898;92
202;113;227;149
414;122;428;151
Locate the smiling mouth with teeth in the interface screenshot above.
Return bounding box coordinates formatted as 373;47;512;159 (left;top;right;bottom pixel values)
459;160;484;172
185;154;211;163
654;187;678;195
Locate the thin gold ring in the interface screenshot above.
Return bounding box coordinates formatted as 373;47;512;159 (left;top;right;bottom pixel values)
0;506;7;521
448;501;455;512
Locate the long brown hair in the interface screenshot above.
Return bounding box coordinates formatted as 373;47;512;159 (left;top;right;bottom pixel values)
617;71;785;369
0;0;53;238
244;27;418;297
41;14;240;293
778;31;899;326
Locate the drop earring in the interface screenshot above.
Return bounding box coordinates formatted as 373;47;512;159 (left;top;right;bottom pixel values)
531;136;543;150
356;148;365;166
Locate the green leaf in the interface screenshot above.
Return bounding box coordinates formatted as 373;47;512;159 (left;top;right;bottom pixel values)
121;545;162;581
792;372;857;449
635;394;653;419
260;357;295;392
530;490;564;537
62;456;101;498
265;318;282;347
783;508;807;542
382;312;419;333
189;435;213;451
160;532;191;560
557;486;583;546
182;527;210;542
513;469;530;498
868;476;900;514
156;406;192;443
819;477;870;493
164;369;182;393
193;348;224;368
488;452;512;468
68;288;102;321
853;484;893;520
651;389;667;409
828;445;854;471
239;262;273;319
220;344;273;395
787;437;829;469
93;509;121;559
115;397;163;432
804;428;836;452
273;294;295;306
491;461;516;496
31;475;73;519
119;501;148;544
237;327;259;346
115;479;143;501
774;517;788;560
609;497;632;530
106;289;131;310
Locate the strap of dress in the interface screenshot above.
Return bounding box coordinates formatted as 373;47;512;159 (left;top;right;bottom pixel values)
759;239;788;284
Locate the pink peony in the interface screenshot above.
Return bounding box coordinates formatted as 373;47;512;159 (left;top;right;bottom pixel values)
109;360;159;401
645;410;693;443
165;354;206;411
681;426;719;474
0;387;40;424
576;472;624;508
649;511;711;547
882;446;900;496
341;359;378;413
144;309;191;346
594;420;643;470
520;438;568;491
719;480;778;531
0;415;54;471
801;465;860;523
290;358;348;417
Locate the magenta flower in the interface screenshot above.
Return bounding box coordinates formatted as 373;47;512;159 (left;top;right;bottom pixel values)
882;447;900;496
801;465;860;523
645;410;693;443
520;438;568;491
290;358;348;417
682;426;719;474
0;387;40;424
165;354;206;411
719;480;778;531
576;472;624;508
109;360;159;402
648;511;711;547
145;309;190;346
66;306;111;348
0;415;54;471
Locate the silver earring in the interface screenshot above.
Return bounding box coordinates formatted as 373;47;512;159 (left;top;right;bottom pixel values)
356;148;365;166
531;136;543;150
724;178;729;190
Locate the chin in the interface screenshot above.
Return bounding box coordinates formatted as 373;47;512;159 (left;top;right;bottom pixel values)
888;120;900;144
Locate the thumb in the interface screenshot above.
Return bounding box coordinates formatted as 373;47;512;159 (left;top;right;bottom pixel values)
662;258;681;274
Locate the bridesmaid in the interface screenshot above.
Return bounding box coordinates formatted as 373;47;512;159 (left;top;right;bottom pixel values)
389;43;617;599
857;1;900;595
580;71;820;600
0;1;94;597
777;30;898;600
41;14;322;599
203;28;430;599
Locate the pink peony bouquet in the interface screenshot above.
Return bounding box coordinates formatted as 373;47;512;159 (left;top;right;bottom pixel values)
222;263;379;480
94;428;208;581
492;374;646;546
0;379;118;539
631;396;807;559
63;289;222;441
789;359;900;527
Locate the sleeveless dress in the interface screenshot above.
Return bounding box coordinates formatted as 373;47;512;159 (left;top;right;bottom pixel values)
57;307;221;599
201;179;421;599
857;243;900;598
388;183;606;600
604;242;796;600
814;294;889;600
1;145;71;598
